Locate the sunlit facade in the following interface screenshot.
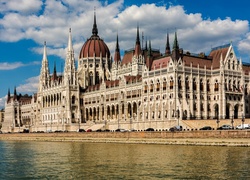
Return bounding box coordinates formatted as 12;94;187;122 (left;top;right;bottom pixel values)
2;14;250;132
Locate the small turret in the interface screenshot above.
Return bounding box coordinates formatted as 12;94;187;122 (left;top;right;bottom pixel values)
13;86;17;100
134;25;141;56
165;32;171;55
172;31;180;61
114;33;121;63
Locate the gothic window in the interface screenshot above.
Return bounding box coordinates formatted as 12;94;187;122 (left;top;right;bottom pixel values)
228;60;230;69
170;77;174;89
72;95;75;104
200;79;203;91
89;72;93;86
163;78;167;90
208;104;211;111
193;78;197;91
96;72;99;84
232;61;235;70
156;79;160;91
185;76;189;90
233;80;236;91
178;76;182;89
214;80;219;91
207;80;210;92
150;80;154;92
144;83;148;93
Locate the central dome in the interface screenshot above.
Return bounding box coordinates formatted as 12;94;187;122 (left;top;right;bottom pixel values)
79;14;110;59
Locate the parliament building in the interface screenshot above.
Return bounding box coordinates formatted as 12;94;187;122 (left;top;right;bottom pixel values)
2;13;250;132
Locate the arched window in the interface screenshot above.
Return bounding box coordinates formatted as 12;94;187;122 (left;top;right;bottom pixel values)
200;79;203;91
163;78;167;90
144;82;148;93
207;80;210;91
178;76;182;89
72;95;75;104
89;72;93;86
185;77;189;90
193;78;197;91
170;77;174;89
214;80;219;91
150;81;154;92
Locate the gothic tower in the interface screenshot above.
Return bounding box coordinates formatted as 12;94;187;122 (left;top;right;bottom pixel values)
38;42;50;92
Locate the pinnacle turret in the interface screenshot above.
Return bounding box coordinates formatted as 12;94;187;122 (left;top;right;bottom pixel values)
114;33;121;63
165;32;171;55
134;25;141;56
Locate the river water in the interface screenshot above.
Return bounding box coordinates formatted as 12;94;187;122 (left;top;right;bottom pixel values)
0;141;249;179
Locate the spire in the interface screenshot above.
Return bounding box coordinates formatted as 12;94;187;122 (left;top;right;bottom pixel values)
64;28;76;86
172;31;180;61
13;86;17;100
54;61;56;73
52;61;57;81
173;31;179;50
43;41;48;61
147;39;152;57
136;24;140;45
8;88;10;97
165;32;170;55
7;88;10;102
39;41;50;91
92;8;98;36
134;24;141;56
114;33;121;63
68;28;73;51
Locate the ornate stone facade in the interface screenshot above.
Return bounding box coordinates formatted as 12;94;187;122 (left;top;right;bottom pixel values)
2;14;250;132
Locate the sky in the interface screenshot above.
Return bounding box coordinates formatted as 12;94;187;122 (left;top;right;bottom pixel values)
1;0;250;109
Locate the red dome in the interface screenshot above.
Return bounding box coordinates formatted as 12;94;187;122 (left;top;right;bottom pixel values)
79;35;110;59
79;13;110;59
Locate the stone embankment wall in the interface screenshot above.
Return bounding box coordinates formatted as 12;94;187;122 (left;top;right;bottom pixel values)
0;130;250;146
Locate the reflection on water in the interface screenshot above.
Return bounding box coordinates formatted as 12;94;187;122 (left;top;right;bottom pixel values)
0;141;249;179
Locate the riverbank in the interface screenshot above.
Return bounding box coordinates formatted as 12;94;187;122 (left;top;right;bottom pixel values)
0;131;250;147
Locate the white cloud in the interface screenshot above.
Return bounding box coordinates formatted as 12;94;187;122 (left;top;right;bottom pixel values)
0;0;249;60
0;0;42;15
17;76;39;94
0;61;40;70
0;96;6;109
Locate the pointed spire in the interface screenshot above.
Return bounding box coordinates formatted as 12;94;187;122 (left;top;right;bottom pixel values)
43;41;47;61
14;86;17;96
92;8;98;36
68;28;73;51
165;32;170;55
7;88;10;102
114;33;121;63
53;61;57;74
13;86;17;100
134;24;141;56
52;61;57;81
173;31;179;50
172;31;180;61
136;24;140;45
147;39;152;57
8;88;10;97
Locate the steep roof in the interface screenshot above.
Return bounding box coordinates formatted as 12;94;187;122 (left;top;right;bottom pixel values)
209;44;230;69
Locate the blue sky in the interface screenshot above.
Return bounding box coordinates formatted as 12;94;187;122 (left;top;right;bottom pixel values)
1;0;250;109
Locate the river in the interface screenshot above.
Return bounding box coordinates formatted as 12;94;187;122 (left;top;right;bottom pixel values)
0;141;249;179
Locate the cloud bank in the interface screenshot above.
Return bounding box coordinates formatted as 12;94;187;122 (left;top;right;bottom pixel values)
0;0;250;108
